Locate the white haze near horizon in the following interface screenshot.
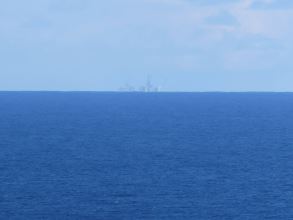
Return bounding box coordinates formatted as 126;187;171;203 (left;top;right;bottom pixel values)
1;0;293;91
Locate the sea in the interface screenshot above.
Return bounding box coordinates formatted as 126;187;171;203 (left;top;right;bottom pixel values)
1;92;293;219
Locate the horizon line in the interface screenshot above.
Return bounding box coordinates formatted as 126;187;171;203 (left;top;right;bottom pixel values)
1;90;293;93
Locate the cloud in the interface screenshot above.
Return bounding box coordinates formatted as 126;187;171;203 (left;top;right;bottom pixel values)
251;0;293;9
1;0;291;48
205;11;239;26
1;0;293;83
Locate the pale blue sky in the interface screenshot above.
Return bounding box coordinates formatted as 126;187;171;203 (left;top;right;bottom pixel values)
1;0;293;91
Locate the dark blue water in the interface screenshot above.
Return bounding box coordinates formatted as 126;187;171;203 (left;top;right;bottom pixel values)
1;92;293;219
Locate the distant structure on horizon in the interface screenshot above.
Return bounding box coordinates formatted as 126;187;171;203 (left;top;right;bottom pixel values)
119;76;161;92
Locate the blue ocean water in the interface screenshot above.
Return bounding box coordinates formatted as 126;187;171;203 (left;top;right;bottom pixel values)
1;92;293;219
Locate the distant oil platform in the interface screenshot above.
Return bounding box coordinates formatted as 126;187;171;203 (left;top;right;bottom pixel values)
119;76;161;92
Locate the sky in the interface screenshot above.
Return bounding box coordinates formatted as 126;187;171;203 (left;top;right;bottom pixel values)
1;0;293;91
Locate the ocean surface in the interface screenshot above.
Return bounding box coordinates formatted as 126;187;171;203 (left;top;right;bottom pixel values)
1;92;293;219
